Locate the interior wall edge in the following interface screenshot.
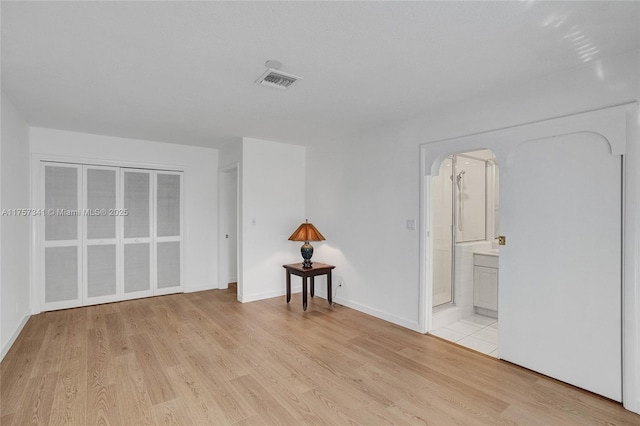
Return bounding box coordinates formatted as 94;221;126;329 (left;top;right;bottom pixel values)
1;91;31;361
333;296;422;333
0;310;29;362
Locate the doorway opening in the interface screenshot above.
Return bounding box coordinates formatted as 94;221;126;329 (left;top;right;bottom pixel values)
419;105;634;405
218;164;240;300
430;149;500;357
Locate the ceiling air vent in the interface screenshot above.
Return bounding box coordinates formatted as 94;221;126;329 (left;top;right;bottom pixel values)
256;68;302;90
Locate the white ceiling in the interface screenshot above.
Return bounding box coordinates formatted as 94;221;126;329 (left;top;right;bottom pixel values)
2;1;639;148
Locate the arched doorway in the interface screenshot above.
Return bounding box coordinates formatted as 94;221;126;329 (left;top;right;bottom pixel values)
419;104;634;403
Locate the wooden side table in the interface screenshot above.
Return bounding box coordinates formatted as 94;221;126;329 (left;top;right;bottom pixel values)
283;262;335;311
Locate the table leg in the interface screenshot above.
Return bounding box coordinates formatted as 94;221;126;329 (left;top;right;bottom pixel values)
327;270;332;306
310;276;315;298
286;271;291;303
302;277;308;311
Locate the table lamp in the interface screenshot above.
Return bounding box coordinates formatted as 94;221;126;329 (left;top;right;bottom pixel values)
288;220;325;269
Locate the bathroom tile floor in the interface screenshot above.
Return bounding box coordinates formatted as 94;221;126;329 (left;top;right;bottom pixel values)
430;314;499;357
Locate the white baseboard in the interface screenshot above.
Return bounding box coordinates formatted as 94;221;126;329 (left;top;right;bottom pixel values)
184;283;219;293
333;296;421;332
1;311;30;362
239;285;302;303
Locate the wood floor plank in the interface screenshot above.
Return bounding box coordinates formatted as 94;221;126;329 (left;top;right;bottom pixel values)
0;319;47;417
86;323;114;388
164;364;229;425
29;312;69;379
0;413;15;425
351;335;511;414
86;383;120;426
141;319;183;368
232;414;270;426
151;397;197;426
86;320;121;426
1;287;639;425
119;298;155;336
129;333;177;405
176;339;256;423
104;312;132;358
11;372;59;426
247;364;325;424
230;374;299;425
48;308;88;425
112;353;155;426
296;387;359;425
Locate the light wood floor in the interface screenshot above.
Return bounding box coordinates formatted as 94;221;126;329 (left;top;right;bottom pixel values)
2;287;638;425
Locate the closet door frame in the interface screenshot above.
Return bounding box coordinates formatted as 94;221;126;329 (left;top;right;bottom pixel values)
32;156;185;313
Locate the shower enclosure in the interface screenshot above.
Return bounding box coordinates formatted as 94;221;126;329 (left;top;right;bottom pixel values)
432;151;497;308
432;157;454;307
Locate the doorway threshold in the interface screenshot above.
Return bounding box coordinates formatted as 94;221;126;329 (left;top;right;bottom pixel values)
430;314;499;357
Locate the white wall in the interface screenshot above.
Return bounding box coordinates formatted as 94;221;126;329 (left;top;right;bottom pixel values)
227;170;238;283
1;92;31;360
306;128;422;329
219;140;242;170
305;50;640;411
240;137;305;302
29;127;219;308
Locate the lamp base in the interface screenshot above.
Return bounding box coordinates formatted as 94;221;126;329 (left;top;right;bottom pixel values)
301;242;313;269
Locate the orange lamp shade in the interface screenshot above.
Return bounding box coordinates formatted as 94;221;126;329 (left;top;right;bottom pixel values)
288;221;325;242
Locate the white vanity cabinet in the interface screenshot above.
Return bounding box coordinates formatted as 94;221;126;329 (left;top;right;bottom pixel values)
473;254;498;311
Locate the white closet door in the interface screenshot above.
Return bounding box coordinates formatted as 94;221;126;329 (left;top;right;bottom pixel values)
83;166;120;304
43;163;82;310
122;169;153;298
40;163;183;311
155;171;183;294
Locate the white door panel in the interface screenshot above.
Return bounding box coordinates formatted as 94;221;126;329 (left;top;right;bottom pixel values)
43;164;82;310
121;169;154;298
499;133;621;401
154;171;183;294
84;166;120;304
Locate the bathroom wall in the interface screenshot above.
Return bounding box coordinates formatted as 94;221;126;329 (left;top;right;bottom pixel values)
455;156;486;243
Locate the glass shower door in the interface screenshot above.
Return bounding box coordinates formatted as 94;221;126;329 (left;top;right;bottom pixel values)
432;157;454;307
